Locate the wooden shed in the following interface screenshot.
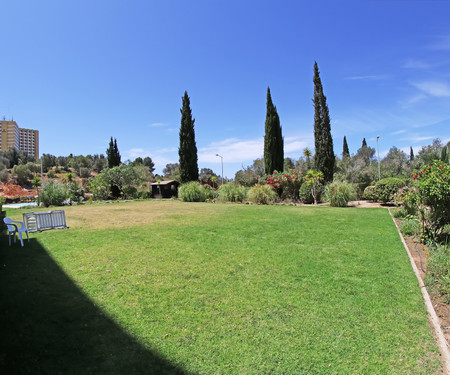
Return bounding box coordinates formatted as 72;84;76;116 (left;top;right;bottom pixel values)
149;180;180;199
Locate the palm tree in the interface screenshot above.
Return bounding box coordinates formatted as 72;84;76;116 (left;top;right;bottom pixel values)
303;148;312;170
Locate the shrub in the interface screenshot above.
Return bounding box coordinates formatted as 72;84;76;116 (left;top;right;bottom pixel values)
413;161;450;239
247;184;278;205
88;175;110;200
217;183;247;202
373;177;407;203
47;170;56;179
79;167;91;178
363;185;376;201
179;182;206;202
394;186;418;215
0;169;8;182
39;181;67;207
399;217;421;236
122;185;138;199
391;208;409;219
425;244;450;304
68;183;85;204
325;181;356;207
138;190;152;199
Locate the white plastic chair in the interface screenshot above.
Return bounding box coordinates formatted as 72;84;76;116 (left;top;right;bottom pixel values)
3;217;30;247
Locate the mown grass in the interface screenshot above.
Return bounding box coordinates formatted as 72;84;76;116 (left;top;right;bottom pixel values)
0;201;442;374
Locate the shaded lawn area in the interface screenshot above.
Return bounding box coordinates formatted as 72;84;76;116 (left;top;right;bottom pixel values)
0;201;443;374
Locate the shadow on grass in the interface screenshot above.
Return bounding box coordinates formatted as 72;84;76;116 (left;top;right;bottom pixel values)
0;238;189;375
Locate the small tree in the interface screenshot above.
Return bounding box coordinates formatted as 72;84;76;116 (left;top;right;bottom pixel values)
305;170;323;205
12;164;33;186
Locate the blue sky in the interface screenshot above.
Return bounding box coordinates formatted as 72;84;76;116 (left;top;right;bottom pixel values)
1;1;450;178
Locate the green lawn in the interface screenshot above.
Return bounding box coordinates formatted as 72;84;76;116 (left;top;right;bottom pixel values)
0;201;442;374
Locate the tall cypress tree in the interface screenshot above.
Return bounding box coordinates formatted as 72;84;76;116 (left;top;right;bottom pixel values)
107;137;121;168
410;146;414;161
106;137;121;198
179;91;199;183
362;138;367;148
343;136;350;159
264;87;284;174
313;62;334;182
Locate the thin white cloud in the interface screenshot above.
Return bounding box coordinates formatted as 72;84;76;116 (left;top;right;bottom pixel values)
402;59;433;69
149;122;169;127
345;75;387;81
429;35;450;51
124;148;149;159
198;138;263;164
285;140;308;153
390;129;406;136
400;135;435;143
411;81;450;97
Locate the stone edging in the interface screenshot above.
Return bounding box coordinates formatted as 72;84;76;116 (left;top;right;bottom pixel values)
389;208;450;374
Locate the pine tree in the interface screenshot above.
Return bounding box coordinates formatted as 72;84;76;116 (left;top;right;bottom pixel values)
178;91;199;183
343;136;350;159
410;146;414;161
264;87;284;174
107;137;121;168
313;62;334;182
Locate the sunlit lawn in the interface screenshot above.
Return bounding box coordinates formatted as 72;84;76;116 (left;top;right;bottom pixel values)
0;201;442;374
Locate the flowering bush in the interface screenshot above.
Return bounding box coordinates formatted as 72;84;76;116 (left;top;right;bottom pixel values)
203;184;218;200
413;161;450;239
394;186;419;215
258;169;303;200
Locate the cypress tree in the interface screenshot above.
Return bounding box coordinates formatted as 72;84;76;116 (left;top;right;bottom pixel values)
313;62;334;182
362;138;367;148
179;91;199;183
107;137;121;168
410;146;414;161
106;137;121;198
114;139;121;166
264;87;284;174
343;136;350;159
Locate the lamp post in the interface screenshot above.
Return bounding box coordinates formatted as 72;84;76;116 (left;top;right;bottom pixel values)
216;154;224;185
377;136;381;180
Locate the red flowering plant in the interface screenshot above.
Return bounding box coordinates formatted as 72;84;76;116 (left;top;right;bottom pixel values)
412;161;450;240
258;169;304;200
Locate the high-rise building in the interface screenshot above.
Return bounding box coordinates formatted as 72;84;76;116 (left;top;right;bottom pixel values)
0;120;39;160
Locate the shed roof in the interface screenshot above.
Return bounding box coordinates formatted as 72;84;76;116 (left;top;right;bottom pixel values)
149;180;179;186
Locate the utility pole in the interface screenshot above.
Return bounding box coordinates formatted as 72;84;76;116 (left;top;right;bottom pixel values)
216;154;224;185
377;136;381;180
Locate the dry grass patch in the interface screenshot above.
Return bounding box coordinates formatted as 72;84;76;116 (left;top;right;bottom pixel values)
62;200;219;230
